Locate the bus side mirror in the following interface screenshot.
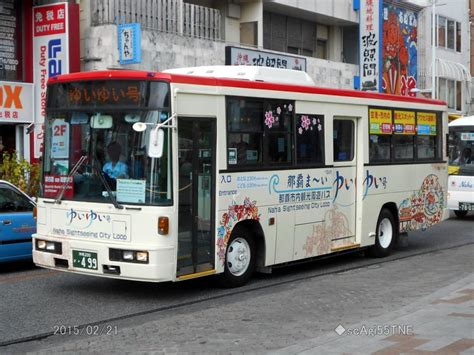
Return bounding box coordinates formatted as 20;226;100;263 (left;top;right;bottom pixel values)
147;128;165;158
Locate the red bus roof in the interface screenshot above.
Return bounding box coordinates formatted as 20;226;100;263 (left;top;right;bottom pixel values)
48;69;447;107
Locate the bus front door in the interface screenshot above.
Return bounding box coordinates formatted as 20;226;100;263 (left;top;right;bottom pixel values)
177;117;216;276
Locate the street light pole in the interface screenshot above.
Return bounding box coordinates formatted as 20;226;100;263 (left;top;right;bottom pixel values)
431;0;436;99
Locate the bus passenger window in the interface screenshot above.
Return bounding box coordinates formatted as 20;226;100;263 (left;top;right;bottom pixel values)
296;114;324;165
393;135;414;160
417;136;436;159
369;135;391;161
333;120;354;162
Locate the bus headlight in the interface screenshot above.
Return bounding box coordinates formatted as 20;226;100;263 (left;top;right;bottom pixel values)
35;239;62;254
136;251;149;262
122;251;134;261
37;240;47;249
109;249;149;264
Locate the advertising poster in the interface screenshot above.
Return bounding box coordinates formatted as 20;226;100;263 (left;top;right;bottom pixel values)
417;112;437;135
394;110;415;134
369;108;392;134
382;4;418;96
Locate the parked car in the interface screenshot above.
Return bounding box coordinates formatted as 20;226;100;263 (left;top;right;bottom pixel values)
0;180;36;262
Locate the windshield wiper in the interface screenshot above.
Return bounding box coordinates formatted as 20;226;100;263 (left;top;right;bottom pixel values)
55;155;87;204
92;164;124;210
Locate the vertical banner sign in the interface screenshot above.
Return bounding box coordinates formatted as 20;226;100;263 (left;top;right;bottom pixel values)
360;0;381;92
33;2;79;159
118;23;141;65
382;5;418;96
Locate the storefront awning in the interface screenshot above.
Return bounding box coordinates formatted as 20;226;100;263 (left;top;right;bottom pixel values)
436;58;471;82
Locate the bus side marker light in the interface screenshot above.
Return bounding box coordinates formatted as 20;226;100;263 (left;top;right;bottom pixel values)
158;217;169;235
269;217;275;225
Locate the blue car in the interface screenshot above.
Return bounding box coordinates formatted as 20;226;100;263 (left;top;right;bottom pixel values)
0;180;36;262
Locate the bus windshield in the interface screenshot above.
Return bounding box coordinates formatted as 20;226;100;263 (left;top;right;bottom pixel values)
448;127;474;176
41;80;173;205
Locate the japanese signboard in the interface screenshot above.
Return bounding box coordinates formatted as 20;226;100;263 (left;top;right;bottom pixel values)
417;112;437;136
50;119;69;158
394;110;415;134
226;46;306;72
359;0;381;92
118;23;141;65
0;81;34;123
0;0;19;80
369;108;392;134
33;2;79;159
382;5;418;96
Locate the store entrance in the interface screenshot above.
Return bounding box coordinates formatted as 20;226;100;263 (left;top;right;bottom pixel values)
0;125;16;161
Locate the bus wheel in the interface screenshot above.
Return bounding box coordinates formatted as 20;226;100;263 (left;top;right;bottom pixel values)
368;209;397;258
454;210;468;218
219;231;255;288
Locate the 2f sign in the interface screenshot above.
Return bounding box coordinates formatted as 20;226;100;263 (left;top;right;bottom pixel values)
0;85;23;109
48;39;62;76
54;124;66;136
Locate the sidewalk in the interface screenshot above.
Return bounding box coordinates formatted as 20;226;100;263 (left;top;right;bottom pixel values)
272;274;474;354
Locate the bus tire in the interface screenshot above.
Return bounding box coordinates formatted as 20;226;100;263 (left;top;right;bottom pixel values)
368;208;397;258
454;210;468;218
219;229;255;288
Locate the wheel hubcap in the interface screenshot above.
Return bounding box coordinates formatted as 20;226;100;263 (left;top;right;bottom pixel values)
378;218;393;249
226;238;251;277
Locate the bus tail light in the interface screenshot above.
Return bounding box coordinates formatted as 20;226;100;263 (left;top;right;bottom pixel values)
158;217;169;235
33;206;37;219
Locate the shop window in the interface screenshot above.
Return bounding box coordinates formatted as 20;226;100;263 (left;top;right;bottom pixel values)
456;22;461;52
447;20;455;50
456;81;462;111
316;40;327;59
437;16;446;47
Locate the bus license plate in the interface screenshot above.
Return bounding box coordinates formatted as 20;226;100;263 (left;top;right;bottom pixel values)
459;202;474;211
72;250;98;270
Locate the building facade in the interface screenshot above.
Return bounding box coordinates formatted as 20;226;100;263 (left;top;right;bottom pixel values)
415;0;471;119
1;0;471;162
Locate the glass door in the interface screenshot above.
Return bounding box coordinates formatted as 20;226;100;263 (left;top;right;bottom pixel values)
177;117;215;276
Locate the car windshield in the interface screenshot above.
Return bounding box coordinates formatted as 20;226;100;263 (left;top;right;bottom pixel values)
41;80;173;205
448;128;474;176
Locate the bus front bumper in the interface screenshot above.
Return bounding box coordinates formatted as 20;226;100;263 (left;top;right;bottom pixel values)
32;234;176;282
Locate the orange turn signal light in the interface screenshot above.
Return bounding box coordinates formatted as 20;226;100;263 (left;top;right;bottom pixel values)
158;217;169;235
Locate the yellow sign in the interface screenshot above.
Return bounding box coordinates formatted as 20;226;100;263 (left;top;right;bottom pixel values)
369;109;392;134
417;112;437;136
394;111;415;135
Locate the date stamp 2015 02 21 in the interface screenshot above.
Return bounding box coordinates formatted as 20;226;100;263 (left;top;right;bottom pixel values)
53;324;118;336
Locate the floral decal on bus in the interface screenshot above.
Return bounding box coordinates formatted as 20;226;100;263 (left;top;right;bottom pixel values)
297;115;322;135
264;102;293;129
217;197;260;265
303;208;353;257
399;174;445;232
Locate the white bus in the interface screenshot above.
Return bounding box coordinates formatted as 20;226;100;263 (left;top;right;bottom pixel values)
448;116;474;218
33;66;449;287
